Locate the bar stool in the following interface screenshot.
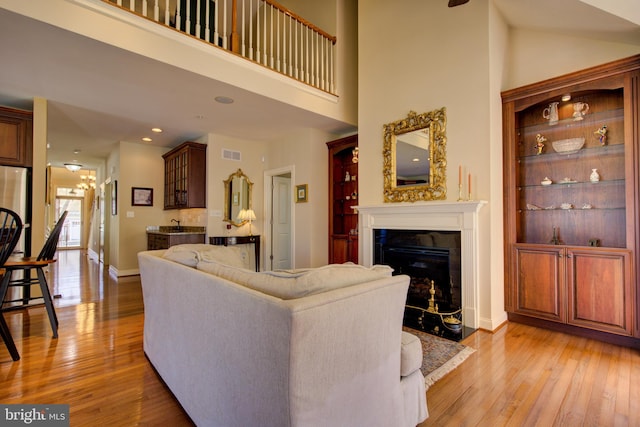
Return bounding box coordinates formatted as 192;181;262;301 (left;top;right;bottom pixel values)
0;207;23;361
0;211;68;339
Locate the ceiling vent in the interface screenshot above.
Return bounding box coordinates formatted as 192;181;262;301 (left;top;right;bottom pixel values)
222;149;241;161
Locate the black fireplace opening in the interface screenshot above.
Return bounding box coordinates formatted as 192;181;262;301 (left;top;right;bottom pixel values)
374;229;473;341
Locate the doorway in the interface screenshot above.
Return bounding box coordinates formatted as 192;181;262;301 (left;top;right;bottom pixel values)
264;166;295;271
55;190;84;249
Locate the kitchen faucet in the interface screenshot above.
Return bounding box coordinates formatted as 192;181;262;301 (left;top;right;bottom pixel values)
171;219;181;229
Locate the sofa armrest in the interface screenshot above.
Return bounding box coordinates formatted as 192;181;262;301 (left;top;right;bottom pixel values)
400;331;423;377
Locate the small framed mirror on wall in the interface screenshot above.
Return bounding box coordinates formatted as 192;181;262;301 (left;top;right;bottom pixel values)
223;169;253;226
383;108;447;202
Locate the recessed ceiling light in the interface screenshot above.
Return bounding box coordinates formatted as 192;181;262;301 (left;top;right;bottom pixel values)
561;94;571;102
214;96;234;104
412;158;420;162
151;128;163;133
142;137;152;142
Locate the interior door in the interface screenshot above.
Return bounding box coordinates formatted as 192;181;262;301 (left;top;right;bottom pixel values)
271;175;292;270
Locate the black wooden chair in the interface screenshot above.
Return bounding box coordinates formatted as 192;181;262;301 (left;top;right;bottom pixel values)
0;208;23;361
0;211;68;339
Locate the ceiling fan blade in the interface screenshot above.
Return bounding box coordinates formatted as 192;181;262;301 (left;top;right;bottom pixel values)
448;0;470;7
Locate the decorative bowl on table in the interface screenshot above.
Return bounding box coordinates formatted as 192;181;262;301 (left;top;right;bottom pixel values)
552;137;585;154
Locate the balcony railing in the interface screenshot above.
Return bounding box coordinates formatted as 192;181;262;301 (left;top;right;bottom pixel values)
103;0;337;94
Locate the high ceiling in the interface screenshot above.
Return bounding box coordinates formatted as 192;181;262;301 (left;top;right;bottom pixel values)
0;0;638;170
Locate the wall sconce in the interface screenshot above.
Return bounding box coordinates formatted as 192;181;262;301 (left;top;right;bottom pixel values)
352;147;359;163
237;208;257;236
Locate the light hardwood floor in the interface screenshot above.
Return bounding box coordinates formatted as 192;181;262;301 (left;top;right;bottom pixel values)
1;250;639;426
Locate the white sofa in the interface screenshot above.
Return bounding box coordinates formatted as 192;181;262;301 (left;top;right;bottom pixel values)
138;246;428;426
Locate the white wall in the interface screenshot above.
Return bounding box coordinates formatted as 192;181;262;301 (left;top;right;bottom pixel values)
265;128;336;268
205;134;267;238
505;28;640;90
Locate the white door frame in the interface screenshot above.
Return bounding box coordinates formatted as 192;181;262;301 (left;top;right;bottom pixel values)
264;165;295;271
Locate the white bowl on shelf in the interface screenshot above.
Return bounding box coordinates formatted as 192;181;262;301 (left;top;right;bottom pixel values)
552;137;585;154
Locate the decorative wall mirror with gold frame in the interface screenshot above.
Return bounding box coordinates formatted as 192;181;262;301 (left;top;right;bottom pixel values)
223;168;253;226
383;108;447;202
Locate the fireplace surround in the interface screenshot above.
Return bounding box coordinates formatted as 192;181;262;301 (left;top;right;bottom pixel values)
357;201;486;330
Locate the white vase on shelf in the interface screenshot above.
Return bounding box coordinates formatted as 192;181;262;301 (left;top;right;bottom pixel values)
590;168;600;183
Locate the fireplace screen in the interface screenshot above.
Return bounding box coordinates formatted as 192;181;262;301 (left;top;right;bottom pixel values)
374;229;464;339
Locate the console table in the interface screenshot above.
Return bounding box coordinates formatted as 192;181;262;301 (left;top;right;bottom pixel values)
209;235;260;272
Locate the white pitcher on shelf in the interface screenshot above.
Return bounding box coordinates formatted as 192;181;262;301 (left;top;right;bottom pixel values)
543;102;559;125
573;102;589;120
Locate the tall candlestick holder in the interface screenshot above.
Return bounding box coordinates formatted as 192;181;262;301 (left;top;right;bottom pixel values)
457;184;464;201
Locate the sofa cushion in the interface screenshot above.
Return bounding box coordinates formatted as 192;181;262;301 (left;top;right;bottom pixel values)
163;244;249;269
196;260;394;300
400;332;423;377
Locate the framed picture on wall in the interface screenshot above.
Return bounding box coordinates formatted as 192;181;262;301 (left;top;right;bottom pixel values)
132;187;153;206
295;184;308;203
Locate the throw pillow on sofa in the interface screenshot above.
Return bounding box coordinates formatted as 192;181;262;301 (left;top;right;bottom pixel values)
196;260;393;299
162;244;249;269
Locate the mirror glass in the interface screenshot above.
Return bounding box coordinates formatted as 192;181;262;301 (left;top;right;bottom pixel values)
383;108;447;202
223;168;253;226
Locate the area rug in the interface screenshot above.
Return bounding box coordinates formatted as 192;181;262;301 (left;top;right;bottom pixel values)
404;327;475;388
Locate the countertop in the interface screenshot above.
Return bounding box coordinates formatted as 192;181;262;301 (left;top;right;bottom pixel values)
146;226;206;235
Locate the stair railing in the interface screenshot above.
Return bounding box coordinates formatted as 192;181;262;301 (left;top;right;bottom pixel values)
104;0;337;94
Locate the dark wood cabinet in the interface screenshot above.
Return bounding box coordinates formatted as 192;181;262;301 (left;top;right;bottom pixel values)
502;55;640;341
0;106;32;167
162;141;207;210
327;135;358;264
147;232;205;250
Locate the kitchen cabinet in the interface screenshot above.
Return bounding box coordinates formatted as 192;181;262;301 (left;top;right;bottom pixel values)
0;106;32;167
147;228;206;250
502;55;640;341
162;141;207;209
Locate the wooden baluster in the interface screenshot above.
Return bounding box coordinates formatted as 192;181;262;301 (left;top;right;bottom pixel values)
275;6;280;71
214;0;220;47
195;0;201;40
221;0;228;49
248;0;254;60
295;19;299;79
164;0;170;25
142;0;147;17
185;0;191;34
176;0;182;30
262;2;267;64
287;15;292;76
231;0;239;52
329;38;334;93
269;4;274;68
240;0;245;56
256;0;261;63
205;0;211;43
320;33;324;90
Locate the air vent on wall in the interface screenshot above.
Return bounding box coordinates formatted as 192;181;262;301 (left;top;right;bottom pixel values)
222;148;241;161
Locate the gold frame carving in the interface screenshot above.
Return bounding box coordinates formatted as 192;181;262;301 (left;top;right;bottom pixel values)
383;108;447;202
223;168;253;226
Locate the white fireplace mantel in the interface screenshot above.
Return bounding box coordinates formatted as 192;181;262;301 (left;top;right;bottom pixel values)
356;200;487;329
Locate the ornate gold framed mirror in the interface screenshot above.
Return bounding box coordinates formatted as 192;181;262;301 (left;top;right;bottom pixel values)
223;168;253;226
383;108;447;202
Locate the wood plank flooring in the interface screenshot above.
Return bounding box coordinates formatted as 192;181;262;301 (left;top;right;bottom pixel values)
1;250;639;426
